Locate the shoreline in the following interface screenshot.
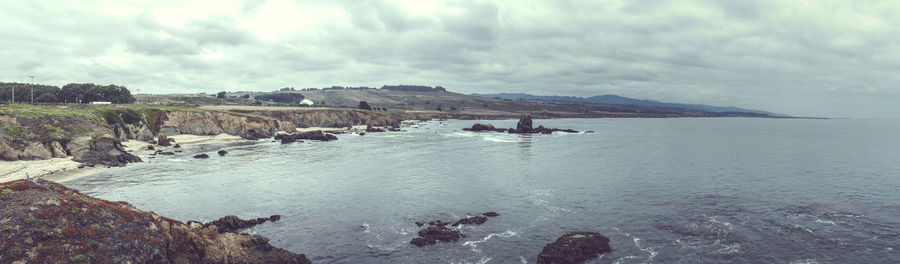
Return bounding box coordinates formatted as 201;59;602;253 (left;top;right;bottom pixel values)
0;133;249;184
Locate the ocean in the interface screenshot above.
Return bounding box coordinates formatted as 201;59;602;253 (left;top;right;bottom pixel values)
66;118;900;263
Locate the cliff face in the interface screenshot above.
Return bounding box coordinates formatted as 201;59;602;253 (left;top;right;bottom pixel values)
0;179;310;264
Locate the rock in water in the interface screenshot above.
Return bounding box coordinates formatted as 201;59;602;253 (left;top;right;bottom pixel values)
410;226;463;247
275;130;338;143
537;232;612;264
483;212;500;217
203;215;282;233
452;216;488;226
193;154;209;159
516;115;534;133
158;132;171;147
218;150;228;156
366;125;386;132
462;123;502;132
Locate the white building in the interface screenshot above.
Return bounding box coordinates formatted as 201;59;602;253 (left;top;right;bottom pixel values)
300;99;314;106
90;101;112;105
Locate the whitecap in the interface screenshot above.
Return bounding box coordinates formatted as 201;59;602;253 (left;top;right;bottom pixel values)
462;230;518;253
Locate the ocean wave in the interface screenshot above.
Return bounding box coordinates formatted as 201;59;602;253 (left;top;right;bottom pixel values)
462;230;518;253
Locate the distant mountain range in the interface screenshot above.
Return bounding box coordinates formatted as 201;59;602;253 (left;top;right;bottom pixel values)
470;93;782;117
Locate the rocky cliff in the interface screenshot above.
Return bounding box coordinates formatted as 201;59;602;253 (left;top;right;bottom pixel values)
0;179;310;263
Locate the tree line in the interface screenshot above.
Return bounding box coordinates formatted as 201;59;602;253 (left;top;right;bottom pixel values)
0;82;135;104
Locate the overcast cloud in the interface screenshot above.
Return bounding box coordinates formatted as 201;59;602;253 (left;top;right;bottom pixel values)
1;0;898;118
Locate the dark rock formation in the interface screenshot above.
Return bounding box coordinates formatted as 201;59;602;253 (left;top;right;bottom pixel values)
158;151;175;155
0;179;309;264
158;132;171;146
359;132;366;136
410;226;463;247
483;212;500;217
202;215;282;234
275;130;338;143
517;115;534;132
174;144;181;148
365;125;386;132
193;154;209;159
452;216;488;226
74;134;142;166
464;116;578;134
537;232;612;264
462;123;506;132
218;150;228;156
147;145;155;150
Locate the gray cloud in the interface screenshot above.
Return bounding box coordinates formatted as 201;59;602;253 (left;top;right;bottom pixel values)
0;0;898;118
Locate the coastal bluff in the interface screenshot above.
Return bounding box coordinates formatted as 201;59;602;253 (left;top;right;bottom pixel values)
0;179;310;263
0;105;484;165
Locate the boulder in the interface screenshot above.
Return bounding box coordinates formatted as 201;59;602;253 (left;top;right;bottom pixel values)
193;154;209;159
73;134;142;166
174;144;181;148
537;232;612;264
23;142;52;160
410;226;463;247
147;145;155;150
158;132;171;147
0;137;19;161
50;141;67;158
158;151;175;155
66;136;92;160
218;150;228;156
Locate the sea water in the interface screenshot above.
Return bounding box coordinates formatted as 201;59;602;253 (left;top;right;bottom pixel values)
66;118;900;263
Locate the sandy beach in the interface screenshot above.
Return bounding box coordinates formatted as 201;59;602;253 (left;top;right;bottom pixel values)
0;133;247;184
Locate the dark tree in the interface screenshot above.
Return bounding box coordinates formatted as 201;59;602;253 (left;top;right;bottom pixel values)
358;101;372;110
254;93;305;104
216;91;227;98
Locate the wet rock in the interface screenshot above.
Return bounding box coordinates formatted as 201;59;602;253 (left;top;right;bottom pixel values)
452;216;488;226
193;154;209;159
359;132;366;136
428;220;452;227
203;215;282;234
410;226;463;247
174;144;181;148
462;123;504;132
415;221;424;227
218;150;228;156
483;212;500;217
158;132;171;147
275;130;338;143
147;145;155;150
537;232;611;264
516;115;534;132
158;151;175;155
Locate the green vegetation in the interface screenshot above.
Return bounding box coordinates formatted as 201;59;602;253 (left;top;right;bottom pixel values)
1;225;12;232
1;188;11;195
1;82;135;104
32;201;47;207
358;101;372;111
255;92;305;104
4;124;23;138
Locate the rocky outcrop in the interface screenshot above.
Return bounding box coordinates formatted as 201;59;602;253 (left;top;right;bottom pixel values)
158;132;171;147
410;226;463;247
0;137;17;161
49;141;67;158
463;123;506;132
0;179;310;264
275;130;338;143
74;134;142;166
537;232;612;264
201;215;282;234
365;125;386;133
464;116;578;134
411;212;499;247
22;142;52;160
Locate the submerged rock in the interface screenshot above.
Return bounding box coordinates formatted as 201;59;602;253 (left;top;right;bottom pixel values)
537;232;611;264
483;212;500;217
452;216;488;226
193;154;209;159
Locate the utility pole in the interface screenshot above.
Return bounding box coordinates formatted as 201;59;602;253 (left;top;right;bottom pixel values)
29;76;34;104
10;83;13;103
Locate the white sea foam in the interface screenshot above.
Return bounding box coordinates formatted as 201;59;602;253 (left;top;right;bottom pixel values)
462;230;518;253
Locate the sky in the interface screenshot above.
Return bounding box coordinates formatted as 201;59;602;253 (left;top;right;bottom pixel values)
1;0;898;118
